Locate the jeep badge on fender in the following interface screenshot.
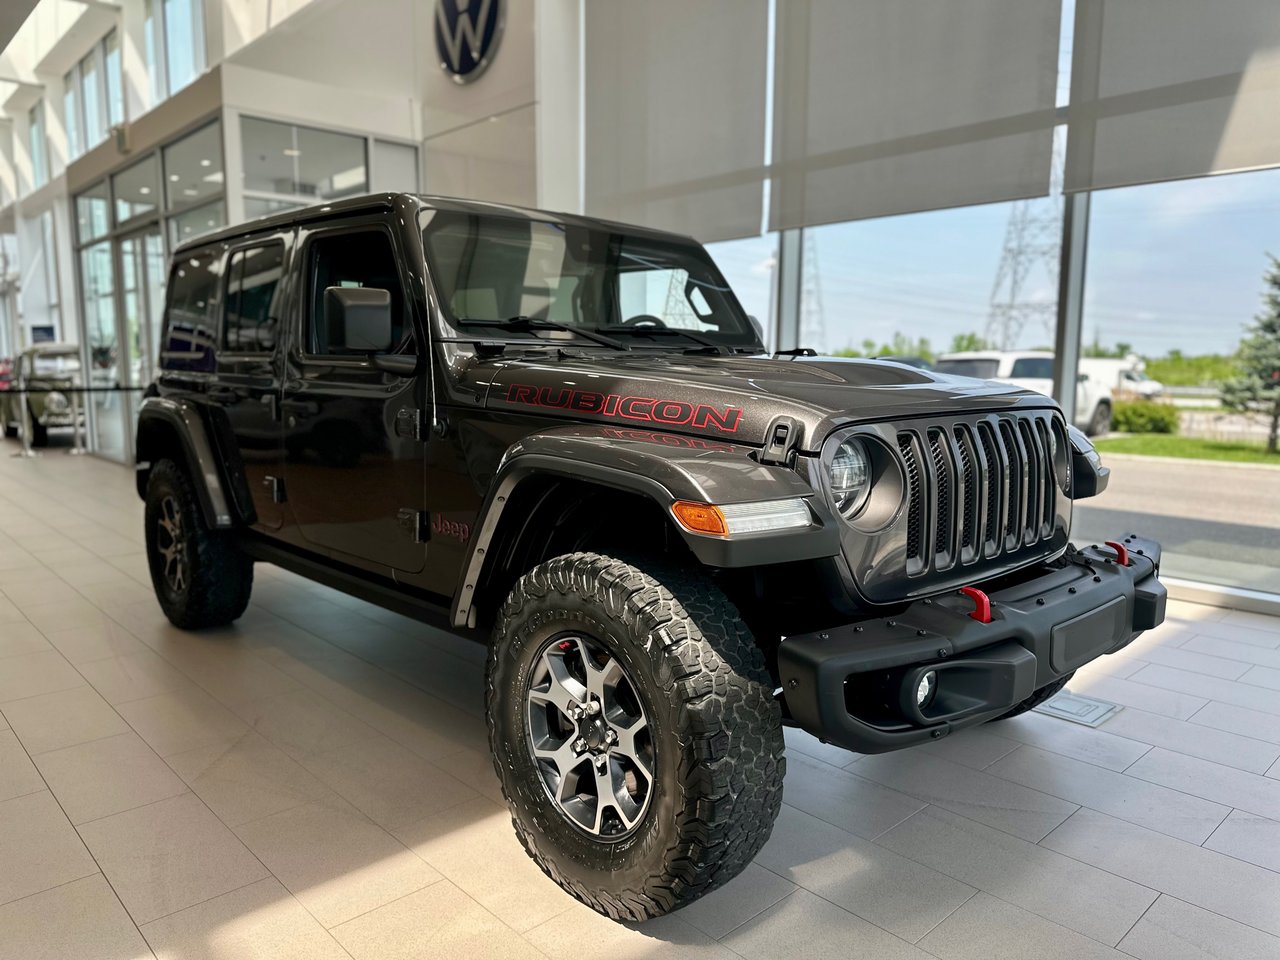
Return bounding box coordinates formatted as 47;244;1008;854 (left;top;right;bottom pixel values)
135;192;1166;923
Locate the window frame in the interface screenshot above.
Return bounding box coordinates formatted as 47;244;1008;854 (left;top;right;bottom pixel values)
145;0;207;104
297;219;414;366
29;101;48;190
218;238;287;357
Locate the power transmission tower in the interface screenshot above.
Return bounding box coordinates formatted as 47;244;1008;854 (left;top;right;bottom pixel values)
662;271;698;326
986;137;1065;349
799;230;826;352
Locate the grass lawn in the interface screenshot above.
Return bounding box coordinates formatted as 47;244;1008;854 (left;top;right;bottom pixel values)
1095;434;1280;465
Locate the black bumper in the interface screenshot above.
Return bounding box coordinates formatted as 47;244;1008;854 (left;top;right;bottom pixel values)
778;535;1166;754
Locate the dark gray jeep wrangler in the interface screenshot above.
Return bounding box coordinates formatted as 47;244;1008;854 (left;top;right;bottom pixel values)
136;193;1166;921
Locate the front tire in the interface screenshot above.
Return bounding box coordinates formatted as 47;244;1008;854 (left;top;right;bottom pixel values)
1087;401;1112;437
144;459;253;629
487;552;785;921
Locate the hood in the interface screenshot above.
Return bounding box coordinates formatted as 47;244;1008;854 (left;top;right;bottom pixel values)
480;352;1059;451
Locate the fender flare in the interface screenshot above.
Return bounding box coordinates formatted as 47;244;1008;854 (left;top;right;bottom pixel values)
135;397;238;529
450;427;841;627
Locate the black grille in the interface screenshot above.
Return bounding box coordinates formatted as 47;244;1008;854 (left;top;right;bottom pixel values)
899;413;1062;575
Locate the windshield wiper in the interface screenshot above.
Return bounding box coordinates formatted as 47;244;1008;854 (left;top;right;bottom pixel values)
454;316;629;351
596;325;733;355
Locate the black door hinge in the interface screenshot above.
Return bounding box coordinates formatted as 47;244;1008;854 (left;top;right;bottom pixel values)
760;416;803;466
396;508;429;543
395;408;423;440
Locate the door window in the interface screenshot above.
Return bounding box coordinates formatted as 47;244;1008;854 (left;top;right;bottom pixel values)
224;243;285;352
162;247;223;371
1010;357;1054;379
306;229;407;355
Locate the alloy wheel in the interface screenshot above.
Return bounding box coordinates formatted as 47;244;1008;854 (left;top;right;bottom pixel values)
156;495;188;594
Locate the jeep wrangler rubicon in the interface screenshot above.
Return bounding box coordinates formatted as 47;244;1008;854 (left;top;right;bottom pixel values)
136;193;1166;921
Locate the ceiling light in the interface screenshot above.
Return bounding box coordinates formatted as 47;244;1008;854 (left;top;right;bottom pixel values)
169;174;179;181
138;186;151;195
199;159;211;167
182;188;198;196
282;148;300;157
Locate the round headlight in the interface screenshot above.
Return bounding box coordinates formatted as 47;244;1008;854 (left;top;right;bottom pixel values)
45;391;69;414
829;437;872;518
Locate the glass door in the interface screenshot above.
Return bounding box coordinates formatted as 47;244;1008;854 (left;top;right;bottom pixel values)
119;226;167;455
81;240;126;461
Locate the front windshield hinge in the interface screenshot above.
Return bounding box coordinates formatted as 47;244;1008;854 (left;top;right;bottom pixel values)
760;416;803;467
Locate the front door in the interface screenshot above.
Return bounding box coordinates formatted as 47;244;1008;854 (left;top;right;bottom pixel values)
120;227;168;455
281;222;426;574
212;239;289;529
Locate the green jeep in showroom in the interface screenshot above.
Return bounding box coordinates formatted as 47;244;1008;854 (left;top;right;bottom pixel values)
1;342;84;447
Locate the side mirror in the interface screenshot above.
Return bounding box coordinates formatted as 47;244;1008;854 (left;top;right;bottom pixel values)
747;314;765;341
325;286;392;352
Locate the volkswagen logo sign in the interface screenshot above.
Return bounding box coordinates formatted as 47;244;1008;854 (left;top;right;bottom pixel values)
435;0;504;85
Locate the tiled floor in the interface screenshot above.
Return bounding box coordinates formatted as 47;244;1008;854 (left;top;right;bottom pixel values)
2;447;1280;960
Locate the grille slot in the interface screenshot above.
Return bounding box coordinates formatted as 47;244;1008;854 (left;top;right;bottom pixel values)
898;412;1060;576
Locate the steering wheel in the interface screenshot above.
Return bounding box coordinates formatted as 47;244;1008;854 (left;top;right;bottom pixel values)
621;314;668;328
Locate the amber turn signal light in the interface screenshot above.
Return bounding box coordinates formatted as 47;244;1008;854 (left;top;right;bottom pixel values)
671;501;728;536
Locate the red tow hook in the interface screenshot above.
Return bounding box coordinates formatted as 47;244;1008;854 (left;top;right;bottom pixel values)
1104;541;1131;566
959;586;992;623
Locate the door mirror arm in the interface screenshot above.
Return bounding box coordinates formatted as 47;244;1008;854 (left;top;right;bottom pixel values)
372;353;419;376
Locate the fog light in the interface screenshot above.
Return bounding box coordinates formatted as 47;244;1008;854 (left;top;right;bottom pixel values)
916;670;938;709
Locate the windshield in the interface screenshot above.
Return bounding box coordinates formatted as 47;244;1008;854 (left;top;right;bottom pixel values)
29;352;81;377
934;358;999;379
421;210;762;349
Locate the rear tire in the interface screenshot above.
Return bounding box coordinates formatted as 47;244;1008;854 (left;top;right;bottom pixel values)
988;672;1074;721
487;552;785;921
29;411;48;448
1087;402;1111;437
144;458;253;629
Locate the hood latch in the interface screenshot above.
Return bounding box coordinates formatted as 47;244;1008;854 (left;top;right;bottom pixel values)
760;416;803;467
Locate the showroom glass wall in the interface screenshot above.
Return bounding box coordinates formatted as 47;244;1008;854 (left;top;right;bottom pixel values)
73;120;225;461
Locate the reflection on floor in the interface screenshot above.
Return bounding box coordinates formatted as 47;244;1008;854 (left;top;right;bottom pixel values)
2;443;1280;959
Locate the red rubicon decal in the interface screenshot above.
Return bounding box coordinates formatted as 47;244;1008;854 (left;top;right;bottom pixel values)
503;383;743;434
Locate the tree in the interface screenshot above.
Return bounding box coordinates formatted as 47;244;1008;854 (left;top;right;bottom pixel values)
1221;255;1280;453
949;332;993;353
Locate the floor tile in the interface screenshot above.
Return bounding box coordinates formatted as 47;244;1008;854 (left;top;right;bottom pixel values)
116;687;248;757
0;621;51;659
721;888;932;960
76;649;195;706
2;685;130;756
1182;634;1280;669
530;897;748;960
1240;664;1280;691
916;727;1019;770
1202;809;1280;874
35;732;188;825
1126;746;1280;820
0;650;85;704
333;879;545;960
918;892;1122;960
234;797;441;928
0;729;43;802
1041;808;1280;937
991;711;1152;772
0;791;98;906
1065;673;1208;719
1119;894;1280;960
226;686;382;761
393;797;573;932
779;752;927;839
78;792;269;925
1129;663;1280;717
1119;643;1251;680
678;862;796;940
1100;706;1280;773
877;806;1157;946
0;874;150;960
1189;700;1280;745
853;750;1078;842
986;745;1229;843
18;599;114;634
756;805;975;942
300;734;478;831
140;877;348;960
783;725;862;768
40;620;150;665
165;732;333;827
431;745;504;804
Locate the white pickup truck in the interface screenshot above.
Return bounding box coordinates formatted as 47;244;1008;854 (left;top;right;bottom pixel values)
934;350;1114;436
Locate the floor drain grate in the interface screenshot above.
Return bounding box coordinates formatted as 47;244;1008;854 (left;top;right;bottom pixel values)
1034;691;1121;727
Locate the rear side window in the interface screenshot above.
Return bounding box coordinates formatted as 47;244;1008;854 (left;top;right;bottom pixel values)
306;229;407;355
223;243;285;352
1010;358;1053;379
162;247;224;372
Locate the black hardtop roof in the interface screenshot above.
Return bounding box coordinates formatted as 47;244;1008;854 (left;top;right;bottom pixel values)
171;193;697;257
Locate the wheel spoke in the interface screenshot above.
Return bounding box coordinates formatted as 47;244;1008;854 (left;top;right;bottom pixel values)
585;652;622;706
611;717;652;782
592;760;644;833
529;648;588;720
532;736;585;778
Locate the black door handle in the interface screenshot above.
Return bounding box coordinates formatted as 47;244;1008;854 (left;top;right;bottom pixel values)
207;387;238;403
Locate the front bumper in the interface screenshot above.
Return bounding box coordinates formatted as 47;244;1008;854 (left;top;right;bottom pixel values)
778;534;1166;754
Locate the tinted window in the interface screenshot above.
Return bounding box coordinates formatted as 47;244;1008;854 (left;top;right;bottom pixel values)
224;244;284;352
1010;357;1054;379
934;358;999;379
162;247;223;371
307;230;407;355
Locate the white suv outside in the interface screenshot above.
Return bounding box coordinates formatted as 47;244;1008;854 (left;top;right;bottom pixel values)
934;350;1113;436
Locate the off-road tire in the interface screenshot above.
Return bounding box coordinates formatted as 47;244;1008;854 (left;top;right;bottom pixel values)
487;552;785;922
29;410;48;448
144;458;253;629
989;671;1075;721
